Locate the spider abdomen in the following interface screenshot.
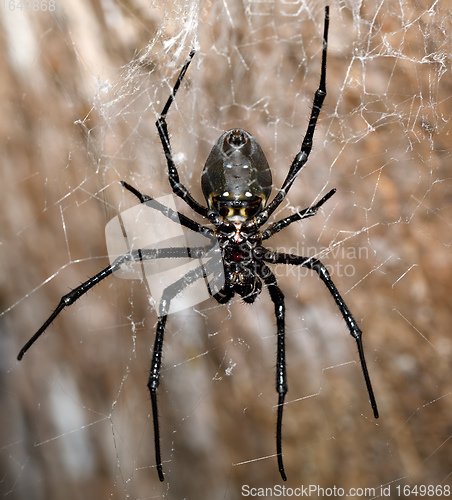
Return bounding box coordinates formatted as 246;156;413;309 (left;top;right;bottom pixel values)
202;128;272;221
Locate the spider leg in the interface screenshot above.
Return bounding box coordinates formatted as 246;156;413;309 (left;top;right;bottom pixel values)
17;247;208;360
257;6;329;226
266;251;379;419
120;181;214;238
261;188;336;240
207;275;234;304
211;288;234;303
258;264;288;481
155;50;208;217
147;264;207;482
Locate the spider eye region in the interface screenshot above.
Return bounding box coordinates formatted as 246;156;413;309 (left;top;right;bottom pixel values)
202;128;272;221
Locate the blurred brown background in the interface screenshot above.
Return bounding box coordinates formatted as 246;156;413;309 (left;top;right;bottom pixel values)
1;1;451;499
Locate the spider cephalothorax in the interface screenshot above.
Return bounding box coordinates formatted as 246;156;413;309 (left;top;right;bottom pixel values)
18;6;378;483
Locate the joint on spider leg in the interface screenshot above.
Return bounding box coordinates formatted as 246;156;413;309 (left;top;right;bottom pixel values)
207;211;221;225
158;297;171;318
292;151;307;167
61;294;74;306
119;180;133;192
315;88;326;99
120;180;150;203
156;117;170;147
277;381;288;397
252;246;269;261
147;377;159;394
62;285;90;306
255;210;269;227
312;258;330;280
156;116;165;129
349;322;363;341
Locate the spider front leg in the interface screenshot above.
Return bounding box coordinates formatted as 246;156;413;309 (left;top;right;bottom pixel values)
267;252;379;419
155;50;208;217
258;6;329;225
148;264;207;482
258;264;288;481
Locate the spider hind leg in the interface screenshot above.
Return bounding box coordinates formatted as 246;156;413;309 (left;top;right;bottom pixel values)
259;264;288;481
148;264;207;482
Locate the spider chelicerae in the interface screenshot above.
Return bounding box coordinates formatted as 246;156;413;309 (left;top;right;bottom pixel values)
18;6;378;482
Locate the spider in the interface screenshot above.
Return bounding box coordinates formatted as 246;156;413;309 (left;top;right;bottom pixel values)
18;6;378;482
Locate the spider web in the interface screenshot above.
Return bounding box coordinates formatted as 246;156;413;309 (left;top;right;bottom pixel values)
1;0;451;498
